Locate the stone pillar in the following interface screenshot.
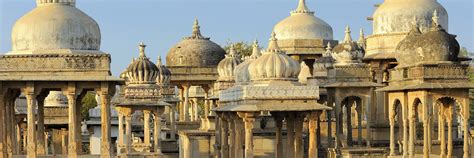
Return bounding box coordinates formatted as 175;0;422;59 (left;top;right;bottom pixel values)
221;117;229;158
286;114;295;158
209;100;217;116
0;89;7;158
389;105;396;156
179;88;184;121
183;85;190;121
61;128;68;155
154;108;164;155
117;113;124;155
5;99;13;157
408;106;415;158
228;117;235;158
334;100;341;148
214;115;222;158
204;90;210;118
463;99;470;158
447;111;453;158
170;106;176;140
144;110;151;147
25;89;37;158
357;104;363;146
99;86;113;158
22;125;28;154
309;112;319;158
439;111;446;158
365;94;372;147
274;114;284;158
193;98;199;121
423;104;431;158
326;110;333;148
346;103;353;146
234;116;243;158
66;88;80;157
239;113;256;158
402;98;408;157
294;114;304;158
36;96;45;155
16;123;21;155
124;112;132;154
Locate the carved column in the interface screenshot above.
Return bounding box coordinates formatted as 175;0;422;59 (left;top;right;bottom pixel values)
117;112;124;155
294;114;304;158
326;110;333;148
0;87;7;158
273;114;284;158
239;113;256;158
154;108;164;155
228;116;235;158
286;114;295;158
183;84;190;121
5;98;13;157
124;111;132;154
365;94;372;147
357;104;363;146
221;116;229;158
170;106;176;140
389;104;396;156
179;88;184;121
463;98;470;158
99;85;113;158
309;112;319;158
25;84;37;158
193;98;199;121
36;95;46;155
144;110;151;148
439;109;446;158
408;105;415;158
204;88;210;118
402;96;409;157
66;86;80;157
423;102;431;158
447;109;453;158
61;128;68;155
234;115;243;158
214;114;222;158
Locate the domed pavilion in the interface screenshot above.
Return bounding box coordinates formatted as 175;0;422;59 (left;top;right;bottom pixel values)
0;0;122;157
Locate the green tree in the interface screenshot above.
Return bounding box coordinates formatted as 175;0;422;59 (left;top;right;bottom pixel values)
81;91;97;120
222;41;260;58
460;47;469;57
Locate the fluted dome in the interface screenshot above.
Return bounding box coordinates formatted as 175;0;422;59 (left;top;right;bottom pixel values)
123;43;159;84
166;19;226;67
156;56;172;85
217;45;242;81
395;14;459;67
234;40;261;84
372;0;448;35
10;0;101;54
273;0;333;40
331;26;365;65
44;91;68;107
249;32;300;81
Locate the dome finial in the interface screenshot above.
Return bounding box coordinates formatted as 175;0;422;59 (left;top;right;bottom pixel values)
36;0;76;7
250;39;261;58
267;32;281;52
358;28;366;47
323;42;332;57
291;0;314;15
431;10;444;31
139;42;147;58
191;18;204;39
229;44;236;57
409;16;422;34
343;26;353;43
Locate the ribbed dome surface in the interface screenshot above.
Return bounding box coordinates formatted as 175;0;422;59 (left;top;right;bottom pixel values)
395;15;459;67
156;56;172;85
217;45;242;81
273;0;333;40
234;40;261;84
372;0;448;34
331;27;365;65
166;19;226;67
123;43;159;84
249;32;300;81
11;0;101;53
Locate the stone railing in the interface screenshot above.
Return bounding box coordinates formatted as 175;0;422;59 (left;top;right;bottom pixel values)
168;66;218;82
390;65;468;81
0;54;111;72
329;65;371;79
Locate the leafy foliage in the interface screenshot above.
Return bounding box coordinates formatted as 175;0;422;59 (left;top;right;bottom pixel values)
81;91;97;120
222;41;261;58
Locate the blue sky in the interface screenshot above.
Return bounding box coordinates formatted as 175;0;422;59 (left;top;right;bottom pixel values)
1;0;473;75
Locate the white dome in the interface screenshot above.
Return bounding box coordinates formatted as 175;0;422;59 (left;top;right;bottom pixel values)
273;0;333;40
331;27;365;65
217;45;241;81
11;0;101;54
372;0;448;34
249;32;300;81
234;40;261;84
44;91;68;107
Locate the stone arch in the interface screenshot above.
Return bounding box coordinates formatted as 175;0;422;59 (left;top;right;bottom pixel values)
339;95;364;146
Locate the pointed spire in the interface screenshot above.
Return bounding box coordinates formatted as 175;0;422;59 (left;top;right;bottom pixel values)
431;10;444;31
343;26;352;43
291;0;314;15
157;56;163;66
187;18;209;40
358;28;366;47
139;42;147;58
228;44;236;57
409;16;421;34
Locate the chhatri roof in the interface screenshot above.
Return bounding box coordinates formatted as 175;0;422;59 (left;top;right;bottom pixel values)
166;18;226;67
273;0;333;40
